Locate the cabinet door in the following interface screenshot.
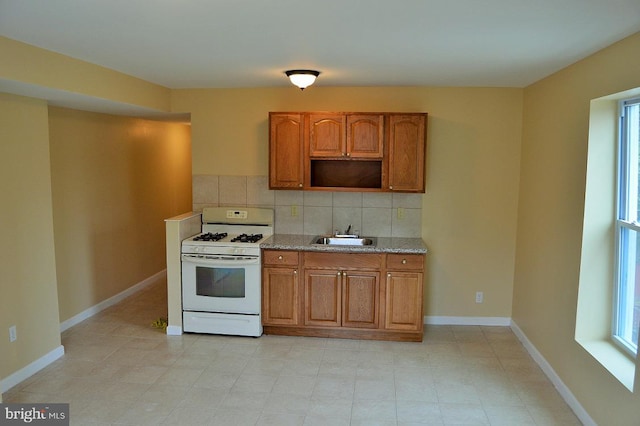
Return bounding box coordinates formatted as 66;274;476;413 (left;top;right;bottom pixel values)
269;113;304;189
342;271;380;328
384;271;423;331
304;269;341;327
263;267;299;325
308;113;346;157
388;114;426;192
347;114;384;158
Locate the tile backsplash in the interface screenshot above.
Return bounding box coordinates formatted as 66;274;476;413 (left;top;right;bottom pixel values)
192;175;422;238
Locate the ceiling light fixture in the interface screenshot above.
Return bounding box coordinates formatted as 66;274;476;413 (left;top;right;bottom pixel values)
285;69;320;90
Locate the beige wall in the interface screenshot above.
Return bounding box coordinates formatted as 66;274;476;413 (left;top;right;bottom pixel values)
0;93;61;382
173;87;523;318
514;32;640;424
0;36;171;112
49;107;192;322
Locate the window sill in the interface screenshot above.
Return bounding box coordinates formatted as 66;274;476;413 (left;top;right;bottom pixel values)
576;338;636;392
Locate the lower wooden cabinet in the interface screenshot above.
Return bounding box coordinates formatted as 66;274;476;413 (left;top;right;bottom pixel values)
262;250;300;326
304;268;380;329
342;271;380;328
263;267;299;325
385;271;423;331
304;269;341;326
385;254;424;332
262;250;424;341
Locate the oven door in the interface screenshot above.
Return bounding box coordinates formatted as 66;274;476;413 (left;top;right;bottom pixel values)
181;254;261;314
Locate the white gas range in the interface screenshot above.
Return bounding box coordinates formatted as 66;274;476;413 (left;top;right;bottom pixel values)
181;207;273;337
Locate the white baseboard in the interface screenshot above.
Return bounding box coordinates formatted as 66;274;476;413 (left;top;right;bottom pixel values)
510;320;596;426
166;325;183;336
60;269;167;333
0;345;65;393
424;316;511;326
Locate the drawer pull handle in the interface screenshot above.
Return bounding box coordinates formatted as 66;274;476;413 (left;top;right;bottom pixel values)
278;255;283;260
402;259;407;264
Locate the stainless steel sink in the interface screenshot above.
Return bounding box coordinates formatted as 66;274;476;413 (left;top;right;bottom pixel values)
312;236;376;246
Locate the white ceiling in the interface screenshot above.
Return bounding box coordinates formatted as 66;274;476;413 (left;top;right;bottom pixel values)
1;0;640;90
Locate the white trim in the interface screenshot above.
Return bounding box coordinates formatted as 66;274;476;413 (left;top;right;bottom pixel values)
166;325;183;336
511;320;596;426
424;315;511;326
60;269;167;332
0;345;65;393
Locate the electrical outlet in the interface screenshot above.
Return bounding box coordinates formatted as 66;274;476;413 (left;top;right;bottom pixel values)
291;205;299;217
475;292;484;304
9;325;17;342
397;208;405;220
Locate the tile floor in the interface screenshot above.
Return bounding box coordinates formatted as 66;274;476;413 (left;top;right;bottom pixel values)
3;279;582;425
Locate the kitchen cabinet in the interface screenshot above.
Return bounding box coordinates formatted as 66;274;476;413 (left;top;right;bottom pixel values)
262;250;300;326
269;113;304;189
308;113;383;158
304;267;380;329
303;252;382;329
269;111;426;192
308;113;346;157
388;114;426;192
261;249;423;341
347;114;385;158
384;254;424;332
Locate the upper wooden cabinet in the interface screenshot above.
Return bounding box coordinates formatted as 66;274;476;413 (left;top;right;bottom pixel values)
308;113;346;157
308;113;384;159
388;114;426;192
269;113;304;189
269;112;427;192
347;114;384;158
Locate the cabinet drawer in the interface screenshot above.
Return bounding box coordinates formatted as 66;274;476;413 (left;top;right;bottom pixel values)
263;250;299;266
386;254;424;271
304;252;383;270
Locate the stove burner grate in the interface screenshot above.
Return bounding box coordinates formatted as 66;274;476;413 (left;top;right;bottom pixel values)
230;233;263;243
193;232;228;242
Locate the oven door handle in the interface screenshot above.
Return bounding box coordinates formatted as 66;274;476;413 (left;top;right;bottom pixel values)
181;254;260;265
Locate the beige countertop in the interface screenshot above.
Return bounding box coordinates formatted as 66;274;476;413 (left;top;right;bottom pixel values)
260;234;427;254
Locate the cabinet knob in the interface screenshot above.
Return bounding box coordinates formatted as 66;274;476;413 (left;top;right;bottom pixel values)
402;259;407;264
337;271;342;276
387;273;392;277
298;183;303;187
293;270;297;275
389;185;393;190
278;255;283;260
346;152;350;157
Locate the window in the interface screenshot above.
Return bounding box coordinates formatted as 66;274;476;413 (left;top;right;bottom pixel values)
614;97;640;356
